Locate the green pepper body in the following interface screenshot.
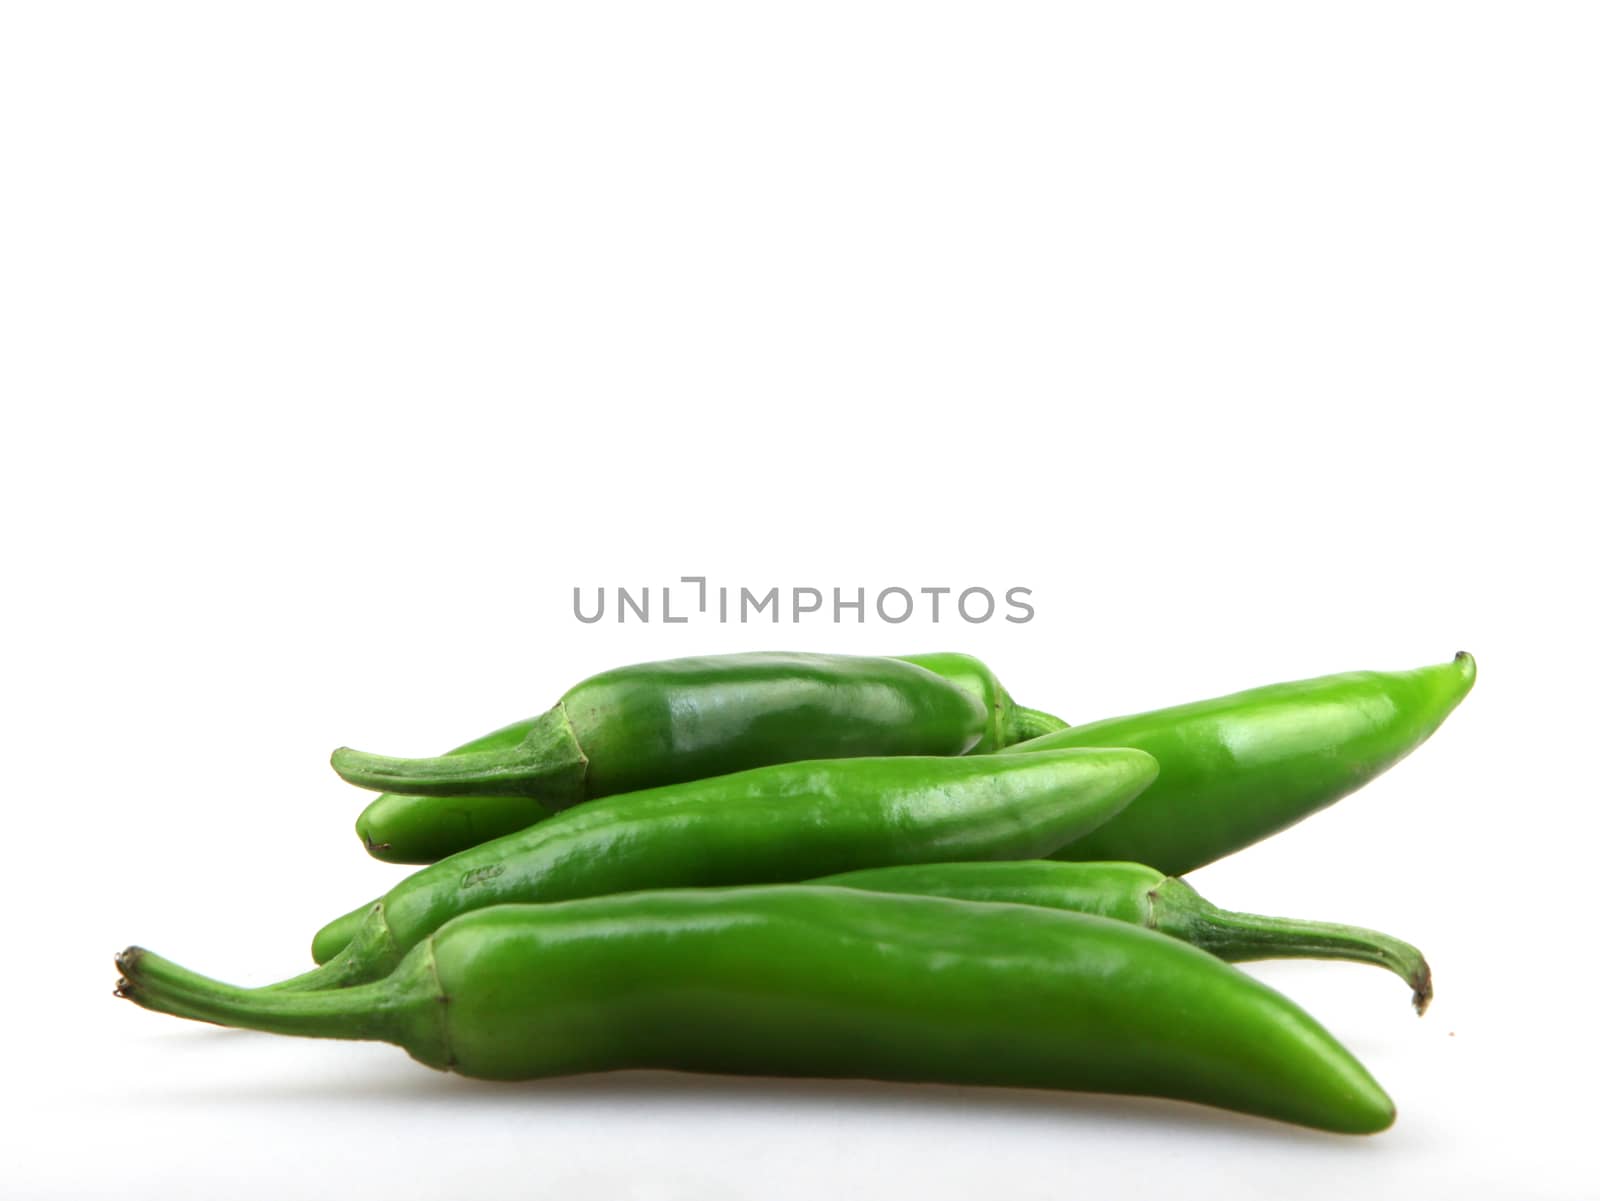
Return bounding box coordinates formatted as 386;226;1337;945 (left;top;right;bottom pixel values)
815;860;1432;1012
1003;653;1476;875
343;652;1065;864
117;885;1394;1134
269;747;1155;990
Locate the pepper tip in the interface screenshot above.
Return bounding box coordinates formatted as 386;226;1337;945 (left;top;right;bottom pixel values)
1411;962;1434;1016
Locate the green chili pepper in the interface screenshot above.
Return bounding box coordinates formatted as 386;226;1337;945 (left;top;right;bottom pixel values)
116;885;1395;1134
813;860;1432;1012
340;652;1065;864
307;858;1434;1007
236;747;1156;992
1002;653;1476;875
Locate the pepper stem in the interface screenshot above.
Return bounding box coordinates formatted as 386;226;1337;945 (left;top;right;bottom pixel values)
114;945;428;1046
1006;706;1070;743
1153;879;1434;1014
141;904;403;997
330;705;588;801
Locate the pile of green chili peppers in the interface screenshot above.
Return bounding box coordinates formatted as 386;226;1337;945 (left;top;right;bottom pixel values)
116;649;1476;1135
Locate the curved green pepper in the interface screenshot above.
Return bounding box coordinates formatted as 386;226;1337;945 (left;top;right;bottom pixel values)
814;860;1432;1012
308;857;1433;1009
1003;653;1476;875
340;652;1065;864
116;884;1395;1134
221;747;1156;991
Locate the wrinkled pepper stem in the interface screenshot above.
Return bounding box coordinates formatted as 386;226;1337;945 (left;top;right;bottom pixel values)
115;946;442;1057
331;705;589;802
153;905;405;996
1005;706;1069;743
1151;878;1434;1014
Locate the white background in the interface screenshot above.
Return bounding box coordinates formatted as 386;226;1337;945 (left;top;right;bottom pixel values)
3;3;1595;1198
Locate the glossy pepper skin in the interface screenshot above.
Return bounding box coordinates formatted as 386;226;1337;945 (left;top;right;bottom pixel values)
340;652;1066;864
238;747;1157;991
814;860;1432;1012
116;885;1395;1134
1003;653;1476;876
